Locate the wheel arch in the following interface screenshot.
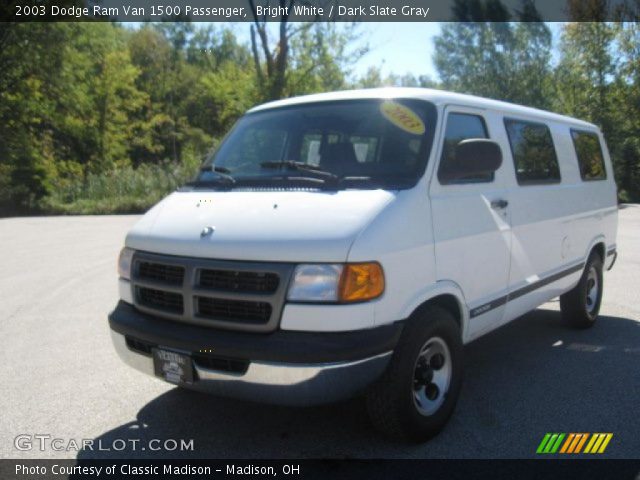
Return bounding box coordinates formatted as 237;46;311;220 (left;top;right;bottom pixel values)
401;281;469;342
584;235;606;263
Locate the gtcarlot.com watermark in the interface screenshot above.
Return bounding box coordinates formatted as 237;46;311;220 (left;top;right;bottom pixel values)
14;434;194;453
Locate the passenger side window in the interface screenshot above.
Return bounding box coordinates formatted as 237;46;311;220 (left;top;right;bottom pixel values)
438;113;491;184
504;119;560;185
571;130;607;181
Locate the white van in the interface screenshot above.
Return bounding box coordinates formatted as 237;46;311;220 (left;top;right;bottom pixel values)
109;88;618;441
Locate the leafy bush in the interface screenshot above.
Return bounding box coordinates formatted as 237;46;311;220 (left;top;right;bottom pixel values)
44;157;200;215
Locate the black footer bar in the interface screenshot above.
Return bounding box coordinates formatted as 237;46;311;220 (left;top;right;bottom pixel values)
1;459;639;480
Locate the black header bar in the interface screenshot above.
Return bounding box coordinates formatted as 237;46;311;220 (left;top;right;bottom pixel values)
3;0;639;23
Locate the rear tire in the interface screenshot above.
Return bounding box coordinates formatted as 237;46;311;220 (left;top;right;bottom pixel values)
366;306;463;442
560;252;603;329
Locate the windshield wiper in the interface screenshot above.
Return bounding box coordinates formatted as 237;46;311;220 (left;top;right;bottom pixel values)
198;164;236;184
339;176;383;185
260;161;338;180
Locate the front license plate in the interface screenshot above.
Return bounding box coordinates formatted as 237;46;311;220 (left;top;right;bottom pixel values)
153;348;194;385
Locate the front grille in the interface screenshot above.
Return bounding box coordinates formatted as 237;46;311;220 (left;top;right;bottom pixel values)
138;261;184;285
130;252;293;333
137;287;184;314
125;336;250;375
125;336;153;355
197;297;272;323
192;354;249;375
199;269;279;293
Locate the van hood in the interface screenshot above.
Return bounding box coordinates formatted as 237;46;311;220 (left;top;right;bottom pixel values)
126;190;396;262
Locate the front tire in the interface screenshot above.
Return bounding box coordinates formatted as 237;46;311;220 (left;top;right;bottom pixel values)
560;252;603;329
366;306;463;442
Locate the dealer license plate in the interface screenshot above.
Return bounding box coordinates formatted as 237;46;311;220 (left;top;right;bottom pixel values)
152;348;194;385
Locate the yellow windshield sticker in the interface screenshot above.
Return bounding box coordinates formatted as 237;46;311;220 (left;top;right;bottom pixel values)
380;101;425;135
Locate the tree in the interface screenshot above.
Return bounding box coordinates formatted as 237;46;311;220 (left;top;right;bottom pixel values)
248;0;297;100
554;1;640;201
248;1;367;100
0;23;70;211
95;50;149;170
433;0;552;108
555;19;615;136
612;5;640;199
286;23;366;95
355;66;436;89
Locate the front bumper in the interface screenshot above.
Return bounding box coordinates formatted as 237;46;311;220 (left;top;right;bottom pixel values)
109;301;402;405
606;247;617;271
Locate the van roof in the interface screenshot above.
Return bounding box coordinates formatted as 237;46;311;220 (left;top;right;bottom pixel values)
248;87;597;129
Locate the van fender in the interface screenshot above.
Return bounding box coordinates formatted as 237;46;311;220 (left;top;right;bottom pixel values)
583;234;616;274
583;235;607;263
399;280;470;340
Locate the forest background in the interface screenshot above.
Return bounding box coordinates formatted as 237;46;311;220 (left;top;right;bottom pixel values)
1;0;639;215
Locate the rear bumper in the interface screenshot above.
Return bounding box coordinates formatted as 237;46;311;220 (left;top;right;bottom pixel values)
109;301;401;405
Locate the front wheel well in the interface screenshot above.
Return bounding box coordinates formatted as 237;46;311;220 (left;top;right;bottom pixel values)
412;294;463;332
591;242;605;262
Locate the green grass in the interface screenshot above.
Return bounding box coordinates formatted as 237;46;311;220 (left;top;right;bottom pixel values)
43;159;200;215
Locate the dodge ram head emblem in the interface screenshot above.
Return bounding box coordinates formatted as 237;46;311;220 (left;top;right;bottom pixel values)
200;226;215;237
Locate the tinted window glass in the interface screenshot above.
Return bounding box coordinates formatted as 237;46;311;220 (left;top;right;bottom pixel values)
571;130;606;181
505;119;560;184
195;99;438;190
224;128;287;168
438;113;491;184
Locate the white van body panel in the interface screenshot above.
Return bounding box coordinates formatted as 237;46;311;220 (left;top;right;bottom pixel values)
120;88;618;341
125;189;396;263
112;88;619;411
346;185;436;326
429;106;513;340
249;88;595;129
417;95;617;342
280;302;377;332
499;119;618;327
394;280;470;340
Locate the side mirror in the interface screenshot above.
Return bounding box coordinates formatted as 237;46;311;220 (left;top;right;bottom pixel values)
440;139;503;183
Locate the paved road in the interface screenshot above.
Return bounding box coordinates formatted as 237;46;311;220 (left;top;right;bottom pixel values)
1;207;638;459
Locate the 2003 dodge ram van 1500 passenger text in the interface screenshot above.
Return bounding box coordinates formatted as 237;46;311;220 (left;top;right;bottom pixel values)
109;88;618;441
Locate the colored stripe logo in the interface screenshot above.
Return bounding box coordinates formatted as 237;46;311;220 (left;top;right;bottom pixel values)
537;433;613;454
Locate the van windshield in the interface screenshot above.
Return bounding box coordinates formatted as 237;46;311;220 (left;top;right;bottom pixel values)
191;99;437;190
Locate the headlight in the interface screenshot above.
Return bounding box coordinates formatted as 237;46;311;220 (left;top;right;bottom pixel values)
287;264;343;302
118;247;135;280
287;262;384;303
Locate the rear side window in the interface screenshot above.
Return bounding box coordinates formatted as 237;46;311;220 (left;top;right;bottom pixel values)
571;130;607;181
505;119;560;185
438;113;491;184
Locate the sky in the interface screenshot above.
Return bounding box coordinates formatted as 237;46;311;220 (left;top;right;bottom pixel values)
351;22;565;80
229;22;566;81
352;23;442;79
129;21;565;81
226;22;444;80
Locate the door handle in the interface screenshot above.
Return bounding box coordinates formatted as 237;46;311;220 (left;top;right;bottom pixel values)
491;199;509;209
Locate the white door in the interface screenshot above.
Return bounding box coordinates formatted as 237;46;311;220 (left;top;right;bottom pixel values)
429;106;512;341
501;118;583;322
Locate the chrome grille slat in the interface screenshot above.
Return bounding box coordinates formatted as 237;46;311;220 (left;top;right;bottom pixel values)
196;296;272;323
130;252;294;333
136;286;184;314
199;269;279;293
191;287;274;302
133;278;185;294
138;261;184;286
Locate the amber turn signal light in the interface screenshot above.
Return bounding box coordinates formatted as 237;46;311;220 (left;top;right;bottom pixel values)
338;262;385;302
